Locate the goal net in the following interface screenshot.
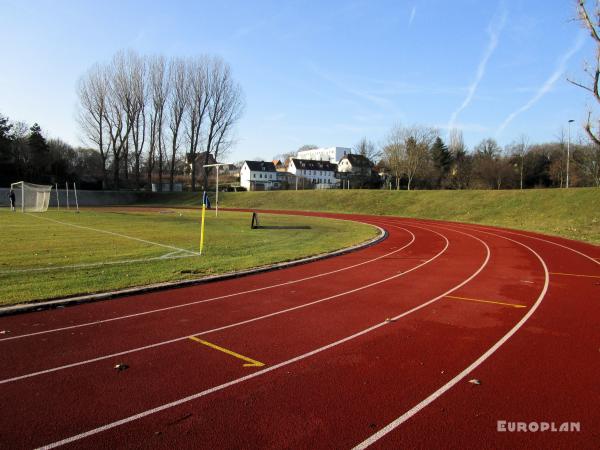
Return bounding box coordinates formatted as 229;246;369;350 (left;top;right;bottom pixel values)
10;181;53;212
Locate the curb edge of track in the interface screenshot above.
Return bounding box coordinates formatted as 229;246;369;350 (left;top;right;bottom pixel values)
0;223;387;317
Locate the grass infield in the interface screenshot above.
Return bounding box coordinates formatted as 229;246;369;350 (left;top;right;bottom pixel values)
0;208;378;306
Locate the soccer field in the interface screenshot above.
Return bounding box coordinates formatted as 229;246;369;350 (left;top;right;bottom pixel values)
0;208;378;306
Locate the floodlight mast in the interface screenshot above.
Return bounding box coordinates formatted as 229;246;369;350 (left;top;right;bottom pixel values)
203;163;229;217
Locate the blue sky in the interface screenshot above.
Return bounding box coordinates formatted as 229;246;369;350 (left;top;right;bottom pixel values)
0;0;593;162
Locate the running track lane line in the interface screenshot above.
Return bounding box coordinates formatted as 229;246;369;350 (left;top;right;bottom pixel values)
0;224;439;384
0;224;401;342
352;226;550;449
442;220;599;266
35;225;490;449
27;213;201;256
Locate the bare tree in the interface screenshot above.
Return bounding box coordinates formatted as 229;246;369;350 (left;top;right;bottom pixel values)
509;134;529;189
448;128;471;189
398;125;437;190
168;58;188;191
147;55;170;191
77;64;111;188
186;57;210;191
574;141;600;186
77;50;243;191
353;137;380;163
382;125;404;190
569;1;600;147
473;138;513;189
202;57;244;188
128;53;147;189
102;51;138;189
211;84;243;161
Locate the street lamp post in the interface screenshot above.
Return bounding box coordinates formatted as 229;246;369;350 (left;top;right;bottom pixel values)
567;119;574;188
203;163;229;217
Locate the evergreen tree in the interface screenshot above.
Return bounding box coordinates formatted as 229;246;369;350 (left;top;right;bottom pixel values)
28;123;50;182
430;137;452;187
0;114;13;157
0;114;15;184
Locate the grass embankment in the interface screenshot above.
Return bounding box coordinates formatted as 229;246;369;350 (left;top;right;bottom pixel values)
144;188;600;245
0;209;378;306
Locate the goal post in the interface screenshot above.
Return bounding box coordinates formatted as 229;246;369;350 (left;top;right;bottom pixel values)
10;181;53;212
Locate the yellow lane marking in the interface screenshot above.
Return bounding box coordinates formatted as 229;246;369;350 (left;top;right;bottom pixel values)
550;272;600;279
444;295;527;309
188;336;265;368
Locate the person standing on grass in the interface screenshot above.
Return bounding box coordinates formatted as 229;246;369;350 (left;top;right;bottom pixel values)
8;188;16;212
202;190;211;209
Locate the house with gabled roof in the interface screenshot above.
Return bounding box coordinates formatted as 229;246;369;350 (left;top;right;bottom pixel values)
287;158;338;188
337;153;374;176
240;161;279;191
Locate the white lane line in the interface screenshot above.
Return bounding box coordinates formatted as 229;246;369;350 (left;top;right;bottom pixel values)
0;224;442;384
0;225;413;343
441;220;599;266
352;227;549;450
27;213;201;256
0;253;196;275
36;226;490;449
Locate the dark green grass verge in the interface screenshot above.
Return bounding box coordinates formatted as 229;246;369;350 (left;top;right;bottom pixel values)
141;188;600;245
0;209;378;306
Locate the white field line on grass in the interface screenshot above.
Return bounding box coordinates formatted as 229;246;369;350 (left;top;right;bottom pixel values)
0;253;196;275
0;224;412;343
0;223;438;384
353;226;550;449
36;224;490;449
27;213;201;256
159;250;186;259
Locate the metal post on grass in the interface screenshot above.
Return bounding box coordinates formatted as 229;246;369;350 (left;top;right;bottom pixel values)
567;119;574;189
65;182;70;210
200;203;206;255
203;163;228;217
55;183;60;210
73;182;80;213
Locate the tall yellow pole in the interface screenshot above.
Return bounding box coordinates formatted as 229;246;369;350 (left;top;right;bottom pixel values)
200;203;206;255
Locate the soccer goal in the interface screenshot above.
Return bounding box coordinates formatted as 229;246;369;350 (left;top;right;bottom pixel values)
10;181;53;212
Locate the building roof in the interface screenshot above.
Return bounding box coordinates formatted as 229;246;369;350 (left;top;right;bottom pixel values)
190;151;217;166
291;158;337;171
340;153;373;168
222;163;238;171
244;161;277;172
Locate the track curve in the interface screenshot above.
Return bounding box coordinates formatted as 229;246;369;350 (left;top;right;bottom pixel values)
0;211;597;449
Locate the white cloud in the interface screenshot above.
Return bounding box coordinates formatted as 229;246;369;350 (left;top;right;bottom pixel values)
496;32;586;136
447;8;508;130
408;6;416;27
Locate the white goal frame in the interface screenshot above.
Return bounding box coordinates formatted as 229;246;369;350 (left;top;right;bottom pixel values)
10;181;53;212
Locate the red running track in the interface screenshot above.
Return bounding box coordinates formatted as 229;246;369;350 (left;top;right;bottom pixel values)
0;211;598;449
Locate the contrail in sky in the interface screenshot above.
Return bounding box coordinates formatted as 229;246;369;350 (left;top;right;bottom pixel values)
447;9;507;130
496;32;586;135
